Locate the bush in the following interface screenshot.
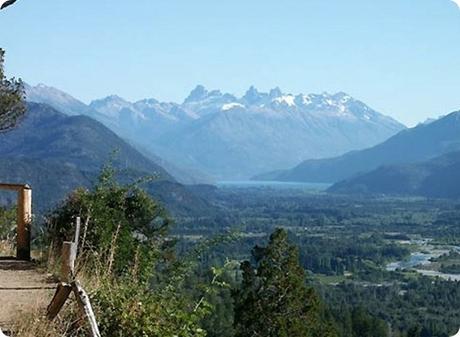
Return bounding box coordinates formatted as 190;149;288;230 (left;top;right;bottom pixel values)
45;165;216;336
46;165;171;277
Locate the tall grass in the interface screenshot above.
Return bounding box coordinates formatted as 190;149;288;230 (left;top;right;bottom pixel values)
0;238;14;256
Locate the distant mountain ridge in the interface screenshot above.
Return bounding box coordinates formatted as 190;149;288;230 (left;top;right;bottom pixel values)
329;150;460;198
255;110;460;183
25;83;405;179
0;103;212;215
25;84;212;185
24;83;95;117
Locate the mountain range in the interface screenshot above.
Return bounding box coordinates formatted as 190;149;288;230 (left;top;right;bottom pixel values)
24;83;211;185
25;84;405;179
0;103;212;215
329;150;460;198
255;112;460;194
13;84;460;200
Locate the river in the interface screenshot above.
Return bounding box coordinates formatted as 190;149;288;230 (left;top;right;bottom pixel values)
386;240;460;281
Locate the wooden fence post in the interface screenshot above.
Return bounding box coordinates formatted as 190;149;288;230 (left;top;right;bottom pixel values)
17;185;32;260
47;217;101;337
61;218;81;281
61;242;76;282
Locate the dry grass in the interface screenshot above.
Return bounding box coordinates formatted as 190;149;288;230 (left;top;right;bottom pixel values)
8;306;82;337
0;239;15;257
10;311;68;337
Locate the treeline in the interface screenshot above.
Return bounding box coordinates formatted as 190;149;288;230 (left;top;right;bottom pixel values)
321;278;460;337
177;232;410;279
176;186;460;239
297;235;409;276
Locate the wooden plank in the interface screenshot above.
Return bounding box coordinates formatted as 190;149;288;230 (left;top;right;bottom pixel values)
46;282;72;320
0;183;28;191
0;286;55;290
72;281;101;337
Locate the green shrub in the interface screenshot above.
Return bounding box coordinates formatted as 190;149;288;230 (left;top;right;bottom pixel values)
46;165;171;277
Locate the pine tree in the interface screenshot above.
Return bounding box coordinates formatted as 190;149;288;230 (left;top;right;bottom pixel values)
0;48;25;132
233;228;337;337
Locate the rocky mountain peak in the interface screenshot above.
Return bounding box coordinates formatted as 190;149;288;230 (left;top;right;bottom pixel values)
184;85;208;104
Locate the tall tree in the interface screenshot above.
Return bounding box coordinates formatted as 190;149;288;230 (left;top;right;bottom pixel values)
0;48;25;132
233;228;337;337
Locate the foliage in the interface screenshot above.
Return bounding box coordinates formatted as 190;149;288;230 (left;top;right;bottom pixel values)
349;307;388;337
0;206;16;255
92;274;209;337
44;165;221;336
322;277;460;337
233;228;337;337
0;48;26;132
0;205;15;239
46;164;170;276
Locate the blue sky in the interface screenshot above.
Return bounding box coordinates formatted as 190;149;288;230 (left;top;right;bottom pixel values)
1;0;460;126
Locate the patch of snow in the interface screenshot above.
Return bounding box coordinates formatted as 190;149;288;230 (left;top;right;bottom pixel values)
273;95;296;107
222;103;245;111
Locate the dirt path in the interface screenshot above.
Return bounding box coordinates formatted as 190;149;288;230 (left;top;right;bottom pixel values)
0;258;56;330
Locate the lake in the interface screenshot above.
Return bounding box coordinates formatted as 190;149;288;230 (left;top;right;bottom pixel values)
216;180;331;191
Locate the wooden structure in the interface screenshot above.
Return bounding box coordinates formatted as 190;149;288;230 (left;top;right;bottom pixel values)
47;217;101;337
0;184;32;260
